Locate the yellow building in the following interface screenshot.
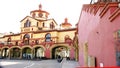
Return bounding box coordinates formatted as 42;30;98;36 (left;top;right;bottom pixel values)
0;4;78;60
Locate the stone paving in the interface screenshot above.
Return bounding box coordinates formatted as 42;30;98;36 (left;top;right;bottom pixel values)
0;59;79;68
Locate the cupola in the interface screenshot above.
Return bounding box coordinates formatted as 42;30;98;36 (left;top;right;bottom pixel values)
60;18;72;29
30;4;49;20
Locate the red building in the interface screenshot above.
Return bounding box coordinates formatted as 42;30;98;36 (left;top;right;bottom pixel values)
78;0;120;67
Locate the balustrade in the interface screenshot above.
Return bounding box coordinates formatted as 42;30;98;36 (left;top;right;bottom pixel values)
0;37;58;48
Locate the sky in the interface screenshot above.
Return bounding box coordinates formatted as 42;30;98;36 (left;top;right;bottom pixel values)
0;0;90;33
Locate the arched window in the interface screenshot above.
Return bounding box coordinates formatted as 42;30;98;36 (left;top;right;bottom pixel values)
24;20;31;27
43;22;45;27
64;35;72;43
23;34;30;45
7;38;11;42
45;33;51;42
35;40;39;44
50;22;55;29
7;37;11;44
37;22;38;26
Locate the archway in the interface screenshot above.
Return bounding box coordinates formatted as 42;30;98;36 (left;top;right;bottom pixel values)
10;48;20;59
22;47;32;59
34;47;44;59
52;46;70;59
2;48;9;58
23;34;30;45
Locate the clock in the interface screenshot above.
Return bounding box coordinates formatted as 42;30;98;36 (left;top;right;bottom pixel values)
39;13;43;17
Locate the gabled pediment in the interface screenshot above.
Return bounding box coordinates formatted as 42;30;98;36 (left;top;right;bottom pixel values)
20;16;38;24
20;16;39;28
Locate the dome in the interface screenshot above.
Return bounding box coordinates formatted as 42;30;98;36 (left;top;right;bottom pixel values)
60;18;72;29
30;4;49;20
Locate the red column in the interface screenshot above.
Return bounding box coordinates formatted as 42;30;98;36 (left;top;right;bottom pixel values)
45;49;50;59
70;47;75;60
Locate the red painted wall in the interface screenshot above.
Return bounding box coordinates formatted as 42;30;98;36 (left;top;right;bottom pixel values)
78;3;120;67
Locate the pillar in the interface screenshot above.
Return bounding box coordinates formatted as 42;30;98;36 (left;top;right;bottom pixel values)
83;43;88;67
70;47;75;60
8;50;11;59
75;47;79;61
31;49;33;59
20;49;22;59
45;49;50;59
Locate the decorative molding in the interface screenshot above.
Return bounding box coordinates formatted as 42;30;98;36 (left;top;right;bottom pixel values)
99;2;118;18
109;8;120;22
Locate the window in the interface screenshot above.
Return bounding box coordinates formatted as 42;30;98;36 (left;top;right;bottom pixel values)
37;22;38;27
45;33;51;42
23;34;30;45
7;38;11;42
50;22;55;29
118;30;120;38
7;37;11;45
65;35;72;43
43;22;45;27
39;13;43;17
15;41;18;45
24;20;31;27
35;40;39;44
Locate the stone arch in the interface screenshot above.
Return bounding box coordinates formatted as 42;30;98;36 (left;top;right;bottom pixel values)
9;47;21;59
1;46;9;50
9;46;21;50
23;34;30;45
33;45;46;50
50;44;71;59
1;47;9;58
22;46;32;59
33;46;45;59
45;33;51;42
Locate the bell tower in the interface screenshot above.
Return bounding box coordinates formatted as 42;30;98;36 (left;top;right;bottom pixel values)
20;3;57;33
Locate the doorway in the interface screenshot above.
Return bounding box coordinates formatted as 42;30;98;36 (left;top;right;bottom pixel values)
22;47;32;59
52;46;69;59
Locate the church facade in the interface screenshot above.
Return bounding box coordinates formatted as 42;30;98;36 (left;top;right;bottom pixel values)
0;4;78;61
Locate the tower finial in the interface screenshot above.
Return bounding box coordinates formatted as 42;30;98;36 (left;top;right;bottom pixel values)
39;4;42;10
65;18;68;23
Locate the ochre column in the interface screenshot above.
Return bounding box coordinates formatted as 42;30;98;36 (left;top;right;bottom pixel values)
83;43;88;67
20;49;22;59
8;50;11;59
31;49;33;59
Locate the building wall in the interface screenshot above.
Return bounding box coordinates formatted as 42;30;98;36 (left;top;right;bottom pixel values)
78;3;120;67
58;31;76;42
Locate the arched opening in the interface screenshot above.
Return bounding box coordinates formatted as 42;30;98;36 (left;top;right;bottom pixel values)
10;48;20;59
23;34;30;45
7;37;11;45
45;33;51;42
52;46;70;59
22;47;32;59
2;48;9;58
50;22;55;29
24;20;31;27
34;47;44;59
